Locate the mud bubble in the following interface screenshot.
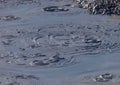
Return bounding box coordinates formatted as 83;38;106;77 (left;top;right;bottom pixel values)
0;15;21;21
43;6;69;12
93;73;113;82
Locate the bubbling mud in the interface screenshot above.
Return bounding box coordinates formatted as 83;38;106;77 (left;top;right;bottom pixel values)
0;23;120;68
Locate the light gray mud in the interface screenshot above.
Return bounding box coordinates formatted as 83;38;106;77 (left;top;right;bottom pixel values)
0;0;120;85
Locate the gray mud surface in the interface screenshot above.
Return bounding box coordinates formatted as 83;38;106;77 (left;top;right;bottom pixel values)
0;0;120;85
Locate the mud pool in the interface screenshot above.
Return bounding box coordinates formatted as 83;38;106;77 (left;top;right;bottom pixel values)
0;0;120;85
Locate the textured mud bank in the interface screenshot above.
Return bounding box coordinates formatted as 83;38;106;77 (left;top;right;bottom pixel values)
0;0;120;85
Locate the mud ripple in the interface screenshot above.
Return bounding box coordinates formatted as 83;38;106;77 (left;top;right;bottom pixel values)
0;24;120;68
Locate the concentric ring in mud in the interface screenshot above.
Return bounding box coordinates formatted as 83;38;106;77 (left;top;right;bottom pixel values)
27;32;120;67
33;33;103;54
33;33;101;47
1;24;120;68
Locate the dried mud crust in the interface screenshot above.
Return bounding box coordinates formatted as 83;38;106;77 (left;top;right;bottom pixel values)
0;23;120;68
